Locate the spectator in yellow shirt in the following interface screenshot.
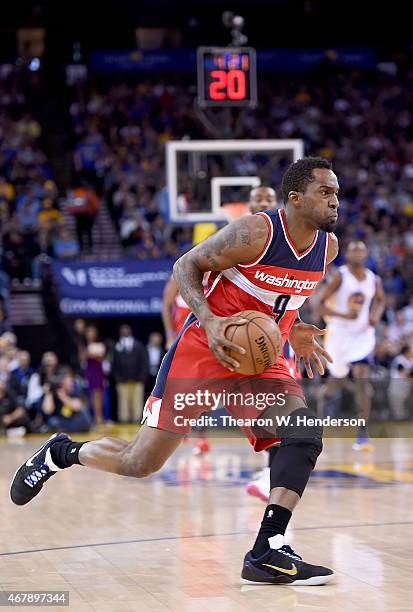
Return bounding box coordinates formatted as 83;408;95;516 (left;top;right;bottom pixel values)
37;198;63;232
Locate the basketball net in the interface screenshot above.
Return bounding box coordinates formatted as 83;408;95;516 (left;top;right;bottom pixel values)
222;201;249;222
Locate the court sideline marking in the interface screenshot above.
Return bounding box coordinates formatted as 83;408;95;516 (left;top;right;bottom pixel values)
2;520;413;557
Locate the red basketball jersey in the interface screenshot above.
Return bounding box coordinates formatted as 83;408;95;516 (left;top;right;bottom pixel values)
205;208;330;345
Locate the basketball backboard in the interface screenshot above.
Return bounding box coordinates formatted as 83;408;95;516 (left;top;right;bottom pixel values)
166;139;304;223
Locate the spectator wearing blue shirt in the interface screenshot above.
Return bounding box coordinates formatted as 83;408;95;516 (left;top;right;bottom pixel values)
9;350;34;404
16;184;41;211
17;199;39;230
53;227;80;260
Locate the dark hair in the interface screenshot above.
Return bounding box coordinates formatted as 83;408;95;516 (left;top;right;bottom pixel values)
281;157;333;204
49;367;73;393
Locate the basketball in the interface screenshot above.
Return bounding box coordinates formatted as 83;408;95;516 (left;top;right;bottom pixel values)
225;310;282;375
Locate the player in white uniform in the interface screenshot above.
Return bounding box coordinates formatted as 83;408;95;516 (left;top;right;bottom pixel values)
318;241;385;450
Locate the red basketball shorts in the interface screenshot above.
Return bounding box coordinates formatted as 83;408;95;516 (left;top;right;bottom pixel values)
142;314;305;452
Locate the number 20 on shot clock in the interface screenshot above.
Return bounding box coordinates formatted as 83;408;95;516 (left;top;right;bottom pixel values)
197;47;257;108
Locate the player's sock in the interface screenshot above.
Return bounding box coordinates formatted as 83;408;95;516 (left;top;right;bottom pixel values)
252;504;292;557
49;440;86;469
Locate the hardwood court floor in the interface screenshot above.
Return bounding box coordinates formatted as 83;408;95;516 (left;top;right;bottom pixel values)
1;430;413;611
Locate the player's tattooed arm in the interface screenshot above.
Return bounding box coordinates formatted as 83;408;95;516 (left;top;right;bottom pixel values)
173;214;268;324
172;215;269;370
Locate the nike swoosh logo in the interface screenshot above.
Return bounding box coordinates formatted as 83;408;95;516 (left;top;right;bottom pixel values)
25;435;56;467
261;562;298;576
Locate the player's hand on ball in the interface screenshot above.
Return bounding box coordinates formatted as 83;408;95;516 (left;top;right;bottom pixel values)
289;322;333;379
203;315;247;371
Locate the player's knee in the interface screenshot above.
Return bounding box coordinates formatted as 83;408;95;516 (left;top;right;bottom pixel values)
269;409;323;496
270;440;322;496
278;437;323;468
277;407;323;467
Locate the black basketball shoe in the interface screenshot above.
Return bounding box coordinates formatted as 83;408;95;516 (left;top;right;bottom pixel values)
10;433;70;506
242;534;334;586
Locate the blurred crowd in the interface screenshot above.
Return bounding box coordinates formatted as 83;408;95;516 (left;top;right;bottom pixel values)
67;69;413;287
0;321;165;437
0;89;65;272
0;72;107;295
69;81;197;258
0;96;84;310
1;61;413;426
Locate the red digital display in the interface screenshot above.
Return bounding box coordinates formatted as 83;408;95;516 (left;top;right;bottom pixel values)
209;70;246;101
197;47;257;108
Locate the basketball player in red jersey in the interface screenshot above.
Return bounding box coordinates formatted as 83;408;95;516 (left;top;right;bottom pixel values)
11;158;339;586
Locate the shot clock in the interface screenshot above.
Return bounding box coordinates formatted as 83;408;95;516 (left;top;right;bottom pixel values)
197;47;257;108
